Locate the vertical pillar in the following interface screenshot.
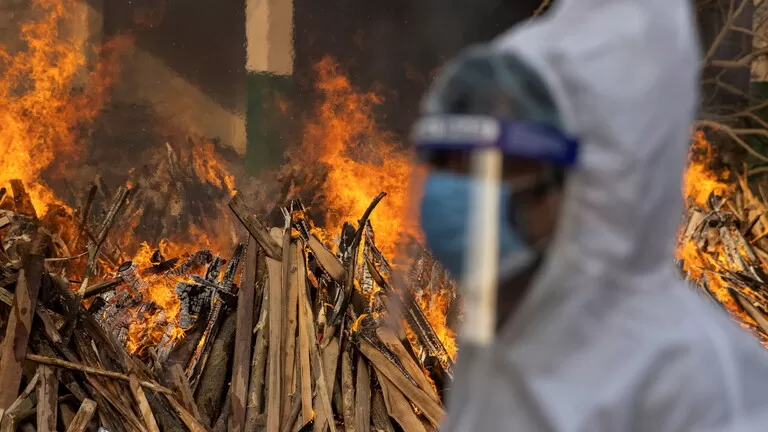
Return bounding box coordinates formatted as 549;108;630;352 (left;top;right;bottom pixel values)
245;0;294;173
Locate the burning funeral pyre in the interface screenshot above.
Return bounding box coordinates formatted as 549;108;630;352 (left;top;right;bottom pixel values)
677;131;768;346
0;1;458;431
4;1;768;432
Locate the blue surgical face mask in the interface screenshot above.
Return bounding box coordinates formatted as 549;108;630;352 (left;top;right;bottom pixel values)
419;171;533;280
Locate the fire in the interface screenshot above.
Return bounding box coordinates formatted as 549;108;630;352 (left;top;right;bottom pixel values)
0;0;125;215
300;58;456;359
682;131;732;208
677;131;757;331
301;58;421;258
1;0;457;362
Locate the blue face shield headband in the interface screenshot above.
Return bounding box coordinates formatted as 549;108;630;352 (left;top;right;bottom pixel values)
411;114;579;165
412;115;578;280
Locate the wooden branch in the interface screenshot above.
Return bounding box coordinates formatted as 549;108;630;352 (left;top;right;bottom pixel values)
296;243;313;424
711;45;768;68
3;372;39;421
370;389;394;432
245;284;269;429
366;257;454;379
281;369;302;432
170;364;202;423
195;311;237;425
36;366;58;432
164;394;213;432
359;339;444;427
82;278;122;298
25;354;173;395
354;356;371;432
228;194;283;261
299;274;336;432
59;403;77;430
65;399;97;432
701;0;751;66
531;0;551;17
376;370;426;432
341;347;356;432
0;251;45;409
78;186;130;295
265;227;285;432
696;120;768;163
282;241;299;423
313;336;340;432
307;235;346;282
212;388;231;432
10;180;36;218
230;237;259;432
375;327;439;403
129;374;160;432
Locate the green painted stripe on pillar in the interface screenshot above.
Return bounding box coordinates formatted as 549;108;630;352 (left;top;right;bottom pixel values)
246;71;293;173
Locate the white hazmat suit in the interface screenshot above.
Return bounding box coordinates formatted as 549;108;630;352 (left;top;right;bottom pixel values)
440;0;768;431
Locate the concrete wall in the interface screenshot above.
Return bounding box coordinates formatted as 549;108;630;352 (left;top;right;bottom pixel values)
98;0;247;153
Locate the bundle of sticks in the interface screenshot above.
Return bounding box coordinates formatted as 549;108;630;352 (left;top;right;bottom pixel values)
0;179;456;432
679;171;768;342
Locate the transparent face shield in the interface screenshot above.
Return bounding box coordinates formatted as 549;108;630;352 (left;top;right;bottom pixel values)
399;45;578;347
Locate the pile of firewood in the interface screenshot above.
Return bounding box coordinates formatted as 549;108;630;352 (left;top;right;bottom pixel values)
0;179;456;432
679;171;768;343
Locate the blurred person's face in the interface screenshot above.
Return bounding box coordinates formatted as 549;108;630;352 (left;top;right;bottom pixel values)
425;150;562;243
418;149;563;280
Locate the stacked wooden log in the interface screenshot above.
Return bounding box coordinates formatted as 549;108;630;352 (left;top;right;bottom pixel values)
0;179;455;431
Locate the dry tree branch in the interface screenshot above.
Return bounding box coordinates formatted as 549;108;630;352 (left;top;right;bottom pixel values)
711;46;768;69
701;0;751;66
532;0;552;17
695;120;768;163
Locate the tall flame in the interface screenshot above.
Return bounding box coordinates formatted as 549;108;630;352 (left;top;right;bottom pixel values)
677;131;755;330
301;58;421;258
0;0;125;215
300;58;456;359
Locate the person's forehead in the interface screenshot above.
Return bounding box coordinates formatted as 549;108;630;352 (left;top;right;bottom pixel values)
424;149;547;176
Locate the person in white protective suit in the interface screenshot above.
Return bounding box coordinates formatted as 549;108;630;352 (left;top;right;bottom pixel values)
409;0;768;431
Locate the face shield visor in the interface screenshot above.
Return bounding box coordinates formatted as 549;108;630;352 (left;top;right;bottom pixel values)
404;45;579;344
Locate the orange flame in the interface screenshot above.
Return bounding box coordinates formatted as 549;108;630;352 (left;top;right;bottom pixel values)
301;58;420;258
0;0;126;215
301;58;456;359
677;131;756;332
